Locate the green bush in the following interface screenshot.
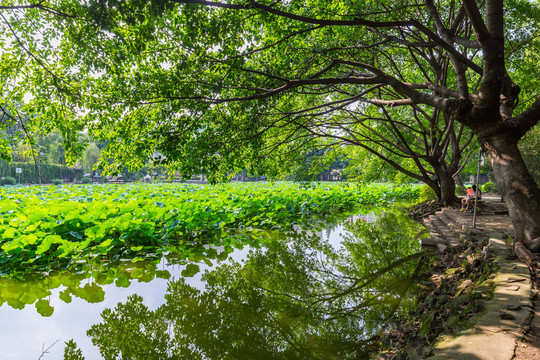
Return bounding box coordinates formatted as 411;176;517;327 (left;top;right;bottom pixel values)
418;184;437;202
52;179;63;185
1;177;16;185
81;177;92;184
482;182;498;193
455;186;466;196
0;161;83;183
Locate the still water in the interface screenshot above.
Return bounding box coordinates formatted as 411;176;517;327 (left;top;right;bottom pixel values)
0;209;423;359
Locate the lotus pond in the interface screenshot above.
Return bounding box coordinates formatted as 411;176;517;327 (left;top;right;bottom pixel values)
0;182;426;359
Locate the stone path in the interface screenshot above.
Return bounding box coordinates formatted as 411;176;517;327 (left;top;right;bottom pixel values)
421;195;538;360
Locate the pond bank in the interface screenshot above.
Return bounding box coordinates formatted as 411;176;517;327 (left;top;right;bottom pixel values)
392;195;540;360
429;232;533;360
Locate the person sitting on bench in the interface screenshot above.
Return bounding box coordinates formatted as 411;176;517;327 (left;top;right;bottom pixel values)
461;185;481;211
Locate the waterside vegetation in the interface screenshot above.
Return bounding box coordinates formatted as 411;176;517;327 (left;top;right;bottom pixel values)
0;182;419;276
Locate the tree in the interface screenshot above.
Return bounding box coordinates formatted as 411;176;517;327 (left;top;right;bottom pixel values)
1;1;85;168
273;102;475;203
0;2;477;203
7;0;540;253
81;141;101;173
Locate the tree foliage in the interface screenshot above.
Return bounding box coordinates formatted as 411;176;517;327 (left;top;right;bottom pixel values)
2;0;540;248
520;126;540;187
0;1;86;166
82;142;101;173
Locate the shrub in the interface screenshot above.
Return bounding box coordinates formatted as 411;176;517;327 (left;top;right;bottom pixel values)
81;177;92;184
52;179;63;185
482;182;498;193
0;161;83;184
418;184;437;202
0;177;16;185
455;185;466;196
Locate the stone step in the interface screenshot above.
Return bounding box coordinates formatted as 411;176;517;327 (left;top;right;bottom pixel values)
436;210;464;236
423;217;445;239
421;236;448;246
422;243;448;254
442;208;469;231
422;211;462;249
441;208;485;238
435;210;454;227
432;218;459;241
423;205;494;251
422;216;440;233
436;243;448;253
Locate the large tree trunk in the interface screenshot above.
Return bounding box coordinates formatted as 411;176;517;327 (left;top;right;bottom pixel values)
429;166;460;206
483;132;540;251
439;173;459;206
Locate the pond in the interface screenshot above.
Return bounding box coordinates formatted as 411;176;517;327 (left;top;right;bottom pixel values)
0;207;425;359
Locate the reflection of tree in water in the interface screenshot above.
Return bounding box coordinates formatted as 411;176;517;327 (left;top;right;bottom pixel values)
0;258;168;316
68;211;425;360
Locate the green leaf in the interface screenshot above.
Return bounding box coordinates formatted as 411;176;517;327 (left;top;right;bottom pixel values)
419;312;434;337
2;227;16;238
35;299;54;317
181;263;200;277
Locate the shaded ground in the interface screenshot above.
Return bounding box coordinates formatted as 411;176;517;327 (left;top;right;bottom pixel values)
431;195;540;360
462;195;540;360
514;282;540;359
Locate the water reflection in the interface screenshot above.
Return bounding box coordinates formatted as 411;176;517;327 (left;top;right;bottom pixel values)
0;210;424;359
0;245;245;360
0;243;242;315
62;210;425;359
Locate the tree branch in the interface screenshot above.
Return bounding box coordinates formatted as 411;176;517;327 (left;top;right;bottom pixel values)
462;0;491;45
511;97;540;140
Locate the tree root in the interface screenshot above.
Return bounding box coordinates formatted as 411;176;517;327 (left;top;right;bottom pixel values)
513;241;538;264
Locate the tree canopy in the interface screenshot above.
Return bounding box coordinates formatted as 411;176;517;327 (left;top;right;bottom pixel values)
2;0;540;251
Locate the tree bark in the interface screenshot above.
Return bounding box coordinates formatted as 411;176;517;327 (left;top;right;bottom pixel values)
438;171;460;206
483;132;540;251
427;165;460;206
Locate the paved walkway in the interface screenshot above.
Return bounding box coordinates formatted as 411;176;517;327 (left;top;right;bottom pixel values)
427;195;536;360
